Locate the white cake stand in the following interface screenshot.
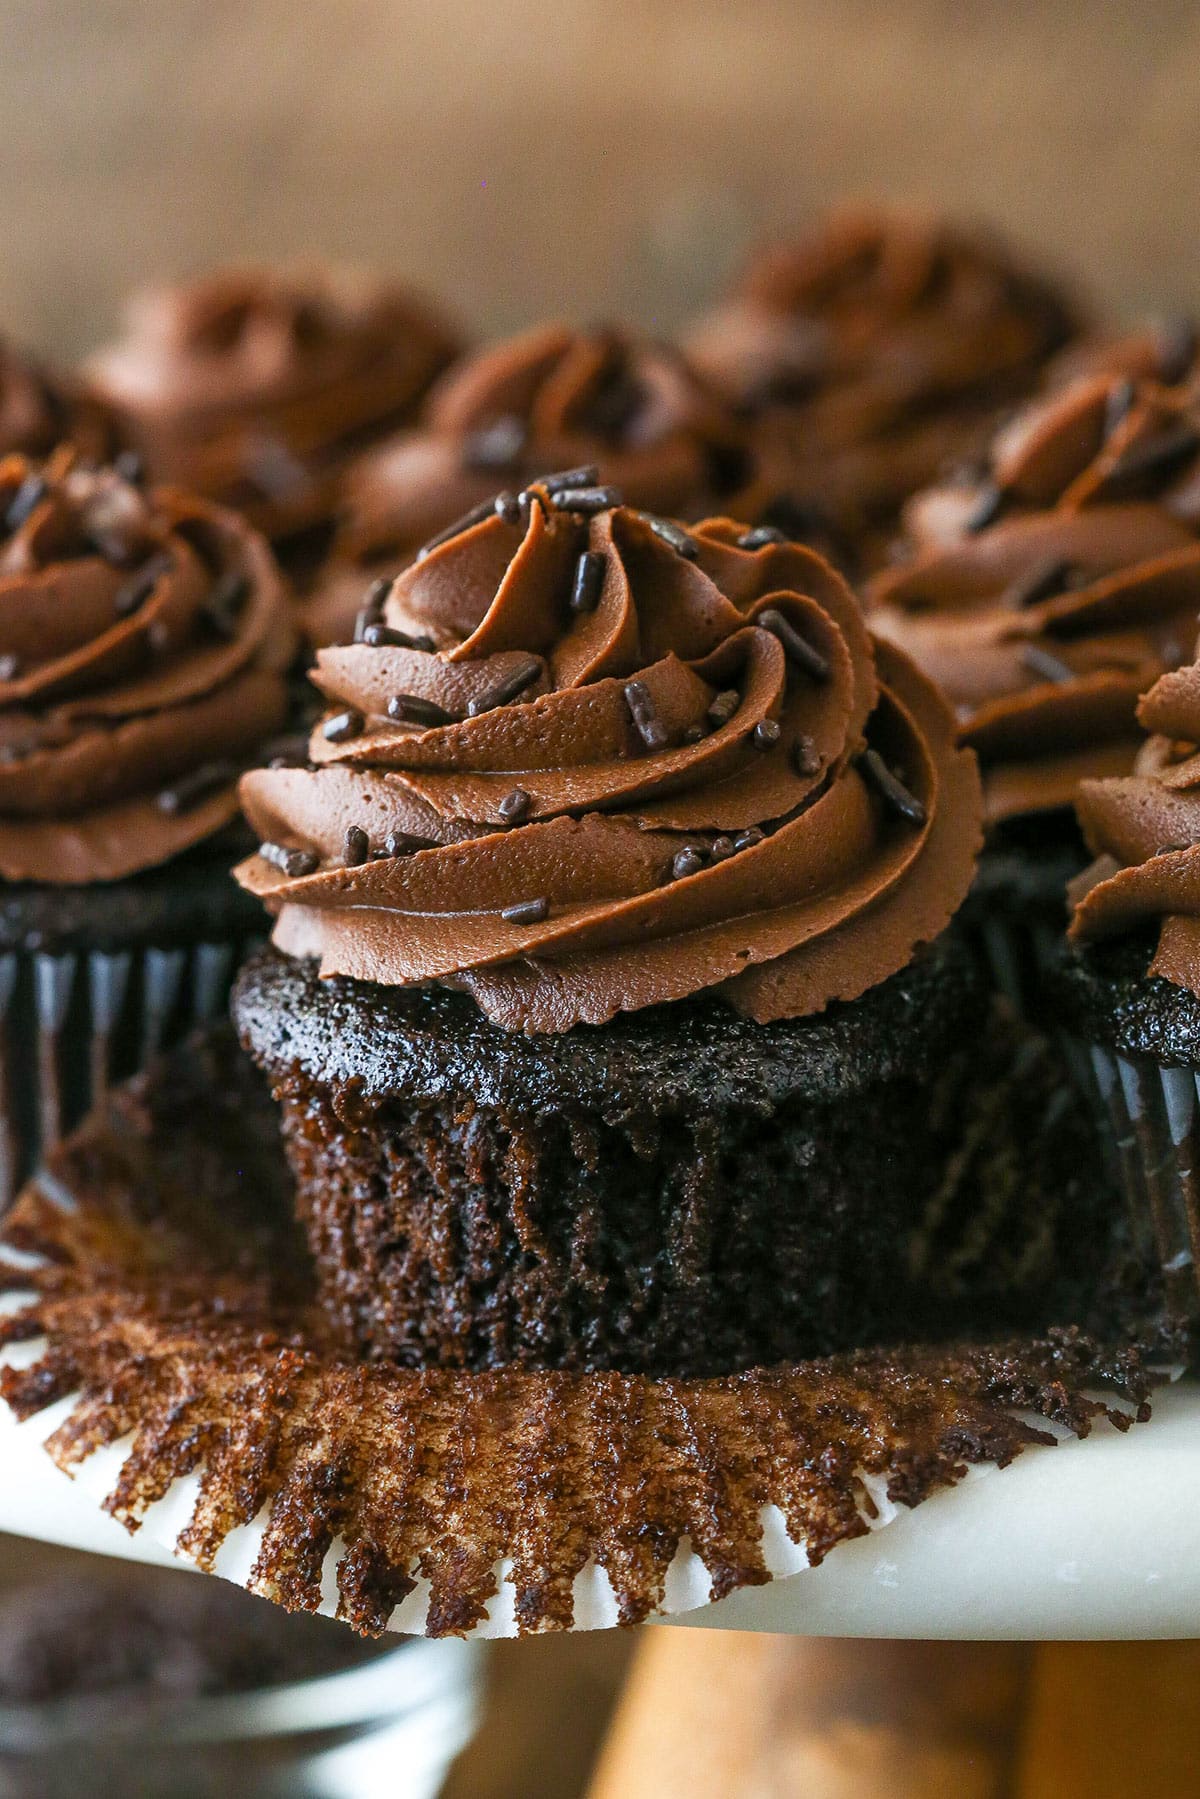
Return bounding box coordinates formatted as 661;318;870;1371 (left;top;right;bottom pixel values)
2;1361;1196;1640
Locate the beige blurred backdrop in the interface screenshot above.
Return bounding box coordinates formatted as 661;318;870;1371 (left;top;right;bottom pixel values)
3;0;1199;358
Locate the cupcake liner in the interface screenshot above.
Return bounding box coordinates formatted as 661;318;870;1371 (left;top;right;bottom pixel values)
969;912;1065;1015
0;934;262;1212
0;1026;1167;1640
1065;1040;1200;1325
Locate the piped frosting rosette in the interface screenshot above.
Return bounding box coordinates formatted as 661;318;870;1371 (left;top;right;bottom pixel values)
86;267;461;540
870;379;1200;829
1070;652;1200;992
302;324;748;648
0;447;292;884
239;477;981;1032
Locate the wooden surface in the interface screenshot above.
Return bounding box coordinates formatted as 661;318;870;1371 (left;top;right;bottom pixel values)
590;1632;1200;1798
1;2;1198;358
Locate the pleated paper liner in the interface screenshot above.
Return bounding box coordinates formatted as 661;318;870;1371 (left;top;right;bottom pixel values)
0;933;263;1211
0;1028;1174;1639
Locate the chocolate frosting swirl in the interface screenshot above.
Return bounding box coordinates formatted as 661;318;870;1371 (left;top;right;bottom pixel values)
869;378;1200;827
0;448;292;884
86;267;461;540
238;487;981;1032
1070;650;1200;994
302;325;747;648
686;206;1079;557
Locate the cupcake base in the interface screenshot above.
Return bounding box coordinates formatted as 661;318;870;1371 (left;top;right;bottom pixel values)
235;935;1120;1375
960;814;1087;1014
0;1025;1167;1636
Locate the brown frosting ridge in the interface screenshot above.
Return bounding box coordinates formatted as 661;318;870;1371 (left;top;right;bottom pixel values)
302;324;747;649
685;206;1080;556
238;485;981;1031
86;267;461;541
0;447;292;884
869;378;1200;828
1070;651;1200;993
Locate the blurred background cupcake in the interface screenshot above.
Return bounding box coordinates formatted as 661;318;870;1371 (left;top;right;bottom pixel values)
84;265;461;566
685;204;1083;573
301;323;749;649
869;373;1200;1007
1054;643;1200;1340
0;443;293;1202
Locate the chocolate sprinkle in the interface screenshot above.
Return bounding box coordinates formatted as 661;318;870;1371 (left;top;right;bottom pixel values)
462;415;528;473
639;514;699;560
709;835;736;861
260;841;320;879
1102;421;1200;490
113;449;145;486
1021;643;1076;685
322;708;364;743
113;553;170;620
548;485;622;516
570;549;606;614
498;787;532;824
736;525;788;550
1002;558;1075;610
623;680;669;751
0;654;19;682
734;827;764;851
502;896;549;925
377;830;436;858
682;723;705;744
415;496;499;562
1156;317;1197;386
536;464;600;495
1104;379;1136;437
494;491;523;526
752;718;782;751
962;482;1007;533
343;824;370;867
793;736;821;777
859;749;927;826
671;846;705;880
203;571;250;639
466;656;541;717
387;693;456;728
758;608;830;682
154;760;237;816
361;623;436;651
4;475;46;533
707;689;741;730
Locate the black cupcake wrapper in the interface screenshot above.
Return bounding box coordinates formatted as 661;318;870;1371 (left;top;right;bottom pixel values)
968;911;1065;1017
1063;1036;1200;1324
0;935;263;1209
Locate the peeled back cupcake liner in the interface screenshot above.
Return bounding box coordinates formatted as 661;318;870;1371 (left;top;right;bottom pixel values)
0;1026;1167;1640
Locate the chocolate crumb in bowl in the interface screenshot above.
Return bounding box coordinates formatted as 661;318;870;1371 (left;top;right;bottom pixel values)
0;444;294;1205
228;480;1014;1374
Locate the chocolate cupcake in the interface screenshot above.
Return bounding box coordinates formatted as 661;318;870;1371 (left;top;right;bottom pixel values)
686;205;1080;568
1053;647;1200;1332
301;324;748;648
0;444;292;1199
869;375;1200;1006
233;478;987;1374
85;266;461;552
